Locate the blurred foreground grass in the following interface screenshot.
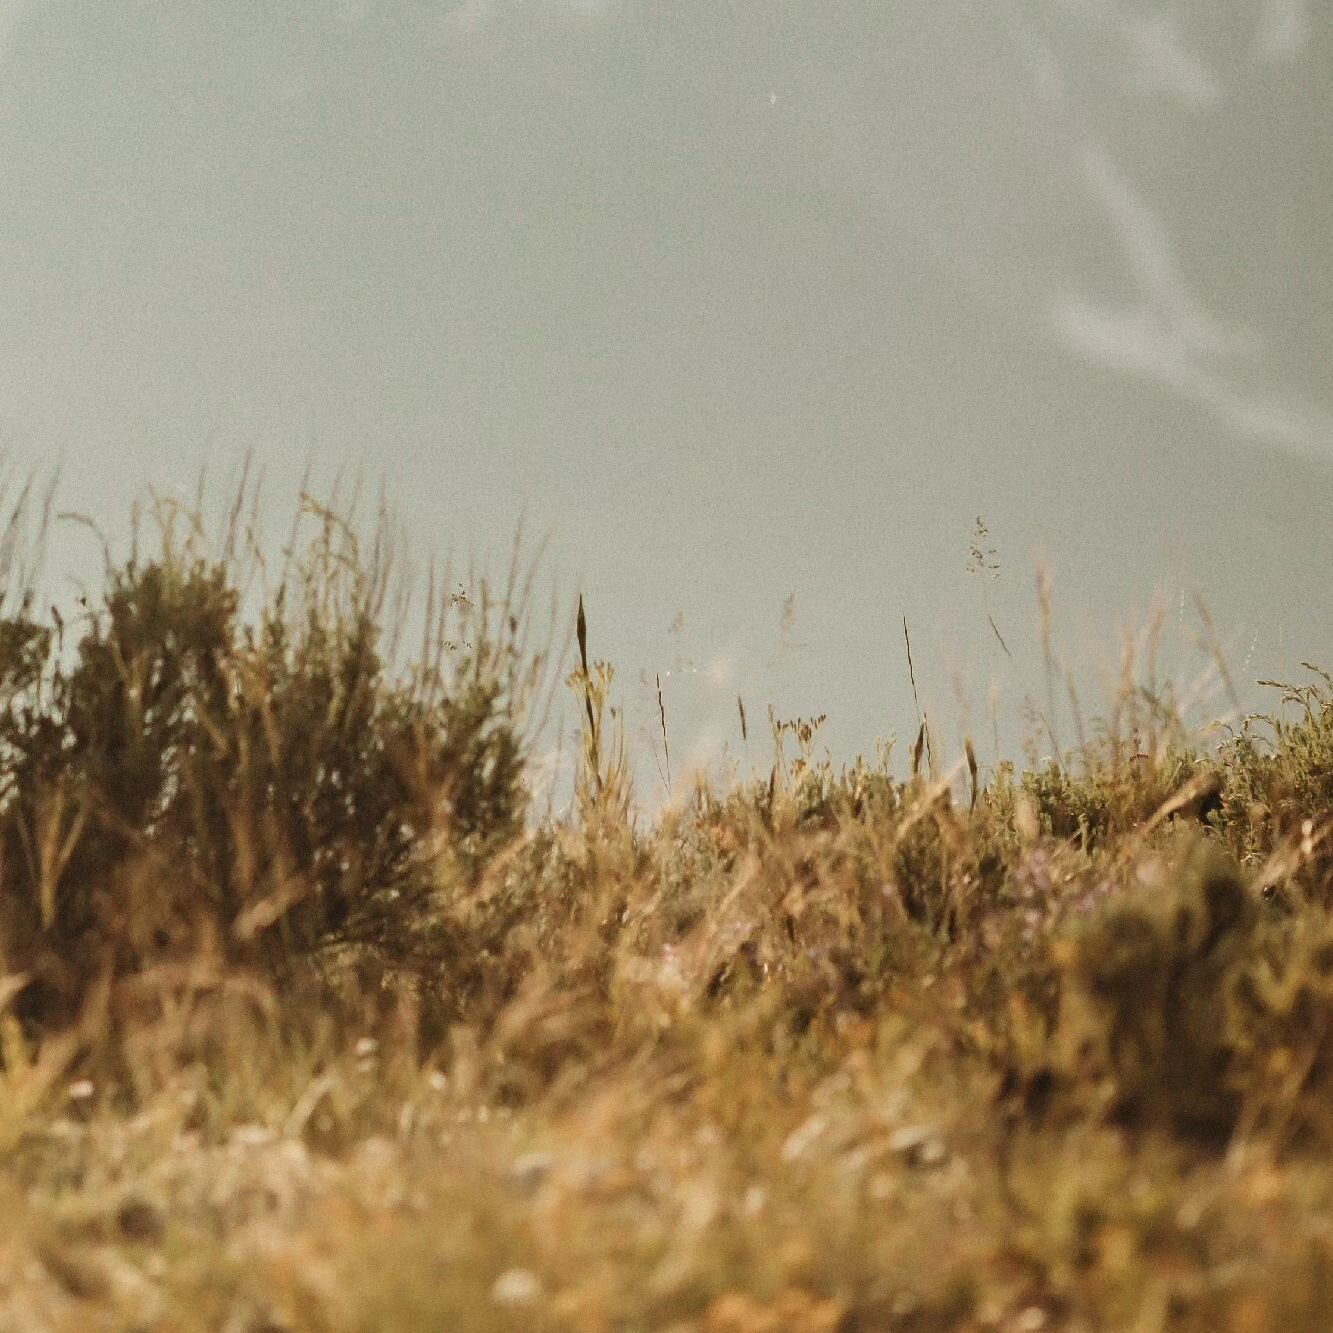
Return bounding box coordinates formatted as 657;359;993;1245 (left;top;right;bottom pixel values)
0;479;1331;1332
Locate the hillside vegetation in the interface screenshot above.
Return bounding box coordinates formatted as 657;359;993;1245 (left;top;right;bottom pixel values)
0;482;1331;1332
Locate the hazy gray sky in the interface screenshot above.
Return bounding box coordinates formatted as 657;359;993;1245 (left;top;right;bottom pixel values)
1;2;1329;815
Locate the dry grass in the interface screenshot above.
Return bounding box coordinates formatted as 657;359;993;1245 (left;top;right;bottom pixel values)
1;478;1332;1331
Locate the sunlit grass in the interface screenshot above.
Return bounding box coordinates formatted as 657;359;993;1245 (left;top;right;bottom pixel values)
0;476;1331;1330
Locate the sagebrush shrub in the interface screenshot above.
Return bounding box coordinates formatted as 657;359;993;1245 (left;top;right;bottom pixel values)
0;497;535;1031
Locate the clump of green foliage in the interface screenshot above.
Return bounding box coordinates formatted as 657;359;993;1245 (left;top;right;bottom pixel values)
0;483;540;1035
1056;836;1260;1142
1054;825;1333;1153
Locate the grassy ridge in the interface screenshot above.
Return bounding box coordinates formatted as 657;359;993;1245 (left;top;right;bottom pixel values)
0;484;1331;1331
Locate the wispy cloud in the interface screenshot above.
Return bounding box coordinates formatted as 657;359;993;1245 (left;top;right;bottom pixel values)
1049;0;1224;109
1121;11;1222;108
1053;147;1333;462
628;621;760;818
1055;299;1333;456
1081;148;1257;360
1252;0;1311;63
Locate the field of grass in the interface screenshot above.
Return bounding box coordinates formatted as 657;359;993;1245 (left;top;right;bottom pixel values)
0;479;1331;1331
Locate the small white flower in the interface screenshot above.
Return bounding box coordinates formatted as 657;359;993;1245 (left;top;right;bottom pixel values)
491;1268;543;1307
780;1114;826;1162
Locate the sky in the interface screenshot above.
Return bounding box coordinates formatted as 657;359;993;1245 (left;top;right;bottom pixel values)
0;1;1329;818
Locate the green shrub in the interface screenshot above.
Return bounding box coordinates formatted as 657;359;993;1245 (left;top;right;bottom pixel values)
1056;837;1254;1142
0;494;536;1031
1054;834;1333;1149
